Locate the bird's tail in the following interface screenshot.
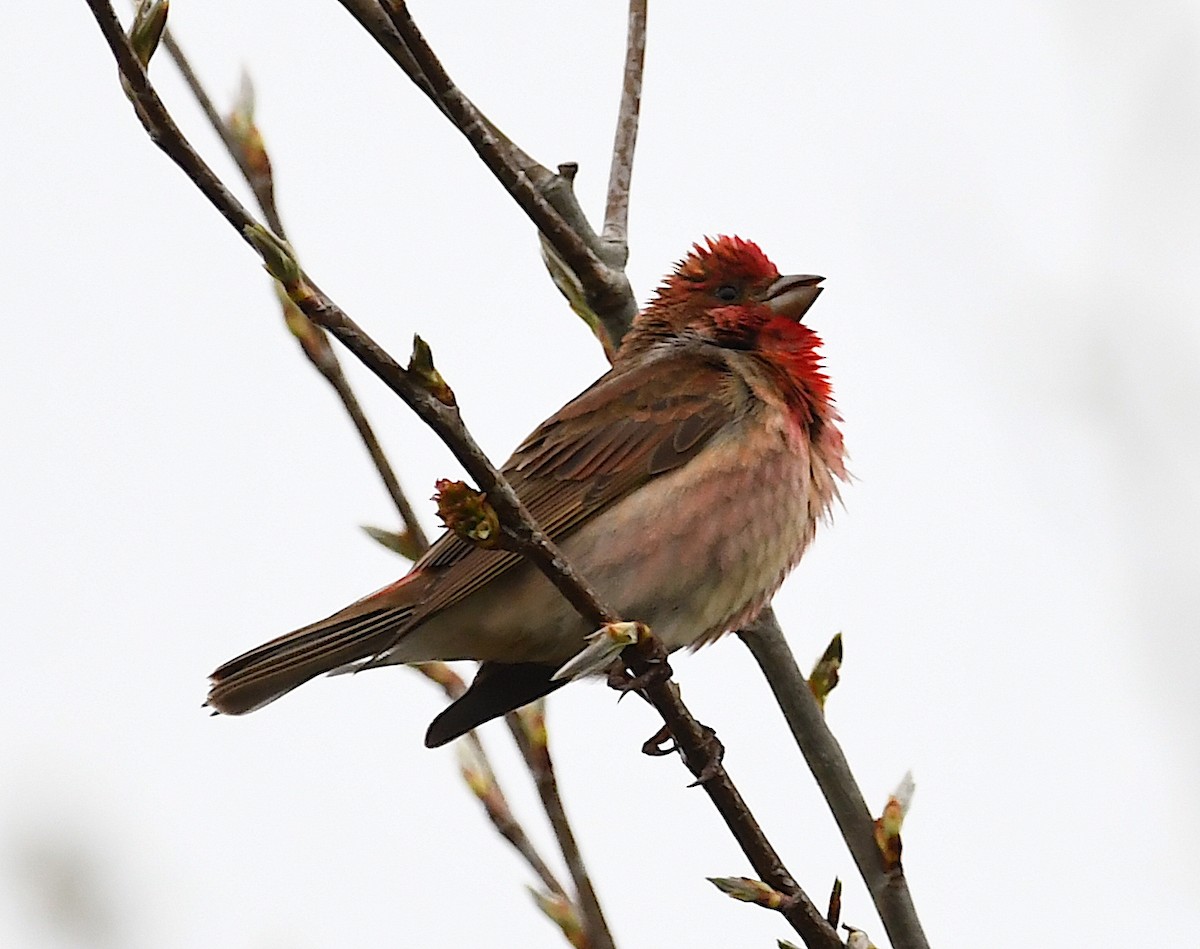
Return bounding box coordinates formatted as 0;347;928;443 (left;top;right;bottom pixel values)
206;583;420;715
424;662;568;747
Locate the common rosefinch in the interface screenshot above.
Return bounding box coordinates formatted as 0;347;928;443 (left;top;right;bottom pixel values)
207;236;846;746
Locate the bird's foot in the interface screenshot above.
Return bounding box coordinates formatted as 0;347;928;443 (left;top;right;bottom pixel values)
606;656;673;694
640;723;676;757
638;720;725;787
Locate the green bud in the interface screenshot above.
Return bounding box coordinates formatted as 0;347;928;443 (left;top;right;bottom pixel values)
243;223;300;285
807;631;843;709
129;0;169;69
408;335;455;406
707;876;785;908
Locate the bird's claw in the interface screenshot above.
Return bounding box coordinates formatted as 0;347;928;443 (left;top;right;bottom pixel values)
607;657;673;694
638;720;724;786
640;724;676;757
686;723;725;786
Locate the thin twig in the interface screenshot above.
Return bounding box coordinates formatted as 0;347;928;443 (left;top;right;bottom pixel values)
160;31;264;211
157;24;427;549
462;735;570;901
601;0;646;257
158;29;286;238
412;666;569;900
323;367;430;552
506;709;614;949
739;609;930;949
83;9;840;943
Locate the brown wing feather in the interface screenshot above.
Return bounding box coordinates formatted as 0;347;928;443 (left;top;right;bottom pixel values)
412;347;743;618
207;347;745;715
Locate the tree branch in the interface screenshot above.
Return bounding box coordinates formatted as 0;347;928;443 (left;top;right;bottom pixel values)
83;6;839;942
507;707;614;949
602;0;646;257
155;24;428;551
335;0;638;352
739;609;930;949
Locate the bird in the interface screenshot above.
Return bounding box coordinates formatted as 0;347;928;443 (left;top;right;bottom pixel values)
206;236;847;747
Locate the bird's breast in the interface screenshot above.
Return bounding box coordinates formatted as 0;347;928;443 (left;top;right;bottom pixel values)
562;403;837;652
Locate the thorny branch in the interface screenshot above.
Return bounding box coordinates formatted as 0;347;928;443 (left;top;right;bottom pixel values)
83;3;840;944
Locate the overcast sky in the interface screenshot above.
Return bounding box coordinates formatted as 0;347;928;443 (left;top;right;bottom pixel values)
4;1;1199;947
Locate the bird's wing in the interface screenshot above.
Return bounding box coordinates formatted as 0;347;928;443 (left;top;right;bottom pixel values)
206;347;745;714
411;346;747;616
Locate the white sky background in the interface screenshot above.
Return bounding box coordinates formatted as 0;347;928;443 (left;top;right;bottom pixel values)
3;1;1199;946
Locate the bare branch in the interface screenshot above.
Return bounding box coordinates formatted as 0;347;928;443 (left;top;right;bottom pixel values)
378;5;613;297
739;609;930;949
602;0;647;256
336;0;638;351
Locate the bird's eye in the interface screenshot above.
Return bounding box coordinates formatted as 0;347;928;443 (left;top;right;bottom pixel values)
714;284;739;301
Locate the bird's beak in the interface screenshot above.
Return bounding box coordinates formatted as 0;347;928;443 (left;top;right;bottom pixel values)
762;274;824;321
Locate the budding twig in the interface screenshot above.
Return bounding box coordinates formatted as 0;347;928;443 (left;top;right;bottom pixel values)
827;877;843;929
602;0;646;257
410;662;570;903
738;610;929;948
154;20;429;551
808;632;844;709
529;887;587;949
874;772;916;873
455;736;569;901
508;705;614;949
